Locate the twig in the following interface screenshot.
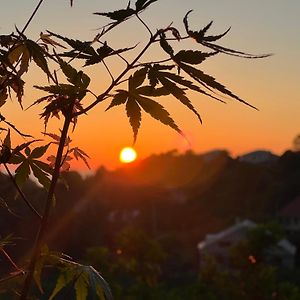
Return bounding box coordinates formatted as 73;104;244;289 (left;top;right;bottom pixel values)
102;60;114;82
0;271;24;284
1;248;23;272
3;164;42;220
74;32;160;117
20;102;74;300
21;0;46;35
136;13;153;37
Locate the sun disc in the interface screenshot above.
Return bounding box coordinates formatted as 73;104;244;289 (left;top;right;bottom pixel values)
120;147;137;163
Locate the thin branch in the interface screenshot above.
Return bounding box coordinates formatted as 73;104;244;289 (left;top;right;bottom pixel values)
20;103;74;300
115;77;130;87
21;0;46;35
133;57;173;68
97;40;130;66
0;271;24;284
74;32;159;117
136;13;153;37
153;35;190;43
3;164;42;220
0;196;22;219
102;60;114;83
1;248;23;272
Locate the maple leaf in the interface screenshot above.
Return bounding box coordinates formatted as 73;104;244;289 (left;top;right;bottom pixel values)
146;64;225;122
183;10;272;59
94;0;158;33
106;68;182;142
69;147;91;169
158;35;257;109
33;59;90;129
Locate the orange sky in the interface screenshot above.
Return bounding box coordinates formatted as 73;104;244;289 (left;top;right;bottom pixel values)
1;1;300;170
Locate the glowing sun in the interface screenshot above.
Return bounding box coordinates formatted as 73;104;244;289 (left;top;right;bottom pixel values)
119;147;137;163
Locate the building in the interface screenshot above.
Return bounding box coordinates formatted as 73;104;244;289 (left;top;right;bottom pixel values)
198;219;296;269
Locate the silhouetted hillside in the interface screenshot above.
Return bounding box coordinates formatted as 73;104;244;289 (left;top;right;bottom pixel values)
1;149;300;271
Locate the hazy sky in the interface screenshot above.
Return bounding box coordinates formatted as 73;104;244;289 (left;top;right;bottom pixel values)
1;0;300;169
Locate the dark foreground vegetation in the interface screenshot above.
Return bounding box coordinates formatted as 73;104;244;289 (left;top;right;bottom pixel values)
1;148;300;299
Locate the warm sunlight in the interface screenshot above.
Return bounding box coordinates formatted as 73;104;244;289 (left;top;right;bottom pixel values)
119;147;137;163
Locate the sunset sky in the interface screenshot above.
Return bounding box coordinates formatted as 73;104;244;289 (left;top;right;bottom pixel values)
1;0;300;169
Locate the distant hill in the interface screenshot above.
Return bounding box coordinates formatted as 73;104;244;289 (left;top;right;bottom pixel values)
1;149;300;264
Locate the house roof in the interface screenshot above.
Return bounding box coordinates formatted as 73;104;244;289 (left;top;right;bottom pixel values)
197;219;256;250
279;196;300;218
198;219;296;255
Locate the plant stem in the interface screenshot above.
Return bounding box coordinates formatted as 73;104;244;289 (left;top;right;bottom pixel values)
1;248;22;272
19;107;73;300
3;164;42;220
21;0;46;35
74;32;159;117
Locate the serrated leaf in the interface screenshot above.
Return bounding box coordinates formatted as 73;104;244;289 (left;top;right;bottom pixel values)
105;91;128;111
30;144;50;159
33;159;53;174
126;97;141;143
3;129;11;148
48;31;95;56
74;272;88;300
137;95;182;133
162;71;225;103
48;269;75;300
0;87;8;107
94;7;135;22
179;62;257;109
159;33;174;56
135;0;158;11
129;68;147;91
30;163;51;190
82;42;136;67
174;50;216;65
72;147;91;169
137;86;170;97
157;76;202;123
34;83;77;95
183;10;271;59
15;160;30;187
25;40;52;78
8;153;24;164
87;266;113;300
25;147;31;156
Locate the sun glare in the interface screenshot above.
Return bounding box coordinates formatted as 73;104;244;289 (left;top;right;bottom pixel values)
119;147;137;164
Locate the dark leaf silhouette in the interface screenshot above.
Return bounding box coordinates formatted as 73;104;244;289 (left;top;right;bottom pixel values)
25;39;53;78
137;95;182;133
48;33;134;66
146;64;225;122
174;50;217;65
70;147;91;169
11;142;52;189
183;10;271;58
94;0;157;23
178;62;257;109
159;32;174;56
126;97;142;142
106;69;182;142
135;0;158;11
95;2;136;22
49;262;113;300
105;91;128;111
